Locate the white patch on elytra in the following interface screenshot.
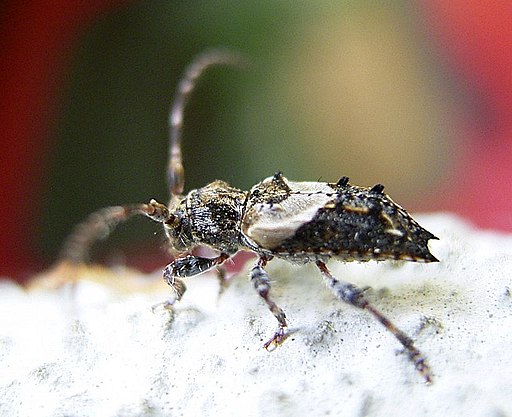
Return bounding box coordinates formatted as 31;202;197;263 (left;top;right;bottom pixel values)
242;180;334;248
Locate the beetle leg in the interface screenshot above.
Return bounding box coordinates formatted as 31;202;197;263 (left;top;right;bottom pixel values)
316;260;433;384
215;266;229;298
250;256;289;350
156;253;230;309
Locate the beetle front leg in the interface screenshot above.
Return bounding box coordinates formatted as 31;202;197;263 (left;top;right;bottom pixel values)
250;256;289;350
316;260;433;383
157;253;230;308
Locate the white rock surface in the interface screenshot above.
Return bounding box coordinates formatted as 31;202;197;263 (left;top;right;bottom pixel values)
1;213;511;417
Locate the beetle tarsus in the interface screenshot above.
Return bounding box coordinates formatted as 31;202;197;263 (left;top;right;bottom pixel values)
263;326;289;351
316;260;433;383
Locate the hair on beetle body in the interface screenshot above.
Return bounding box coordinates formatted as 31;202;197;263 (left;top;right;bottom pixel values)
60;49;438;384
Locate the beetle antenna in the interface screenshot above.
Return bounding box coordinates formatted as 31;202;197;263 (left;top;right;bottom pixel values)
168;49;247;198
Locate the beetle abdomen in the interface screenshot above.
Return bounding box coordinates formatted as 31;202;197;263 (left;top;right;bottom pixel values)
271;186;438;262
242;173;438;263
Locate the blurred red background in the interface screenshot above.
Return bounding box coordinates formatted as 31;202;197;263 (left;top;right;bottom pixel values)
420;1;512;229
1;1;512;280
1;0;134;278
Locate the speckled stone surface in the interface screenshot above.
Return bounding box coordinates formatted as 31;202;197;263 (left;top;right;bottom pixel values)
1;213;511;417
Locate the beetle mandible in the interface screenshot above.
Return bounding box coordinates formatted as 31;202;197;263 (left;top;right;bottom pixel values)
60;50;438;383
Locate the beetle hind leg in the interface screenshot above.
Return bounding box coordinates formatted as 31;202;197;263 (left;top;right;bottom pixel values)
316;260;433;383
250;256;289;350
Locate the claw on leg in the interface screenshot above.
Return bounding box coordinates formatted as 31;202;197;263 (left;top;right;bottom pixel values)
151;298;176;313
263;326;289;351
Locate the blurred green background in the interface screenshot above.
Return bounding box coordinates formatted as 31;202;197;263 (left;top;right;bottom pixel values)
37;1;450;262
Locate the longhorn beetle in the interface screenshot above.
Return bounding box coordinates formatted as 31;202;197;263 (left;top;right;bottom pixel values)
60;49;439;383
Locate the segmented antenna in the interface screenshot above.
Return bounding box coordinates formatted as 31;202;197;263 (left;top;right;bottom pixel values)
59;200;170;263
168;49;246;197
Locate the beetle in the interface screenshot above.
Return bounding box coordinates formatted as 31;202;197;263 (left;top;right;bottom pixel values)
60;49;438;383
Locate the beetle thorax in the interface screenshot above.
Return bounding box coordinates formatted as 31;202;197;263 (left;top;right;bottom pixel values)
165;181;248;255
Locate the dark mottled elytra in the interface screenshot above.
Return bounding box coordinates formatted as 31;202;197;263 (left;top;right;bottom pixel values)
60;49;438;383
